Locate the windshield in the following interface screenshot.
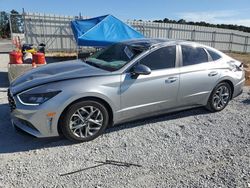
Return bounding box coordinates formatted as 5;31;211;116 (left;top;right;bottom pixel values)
85;43;147;71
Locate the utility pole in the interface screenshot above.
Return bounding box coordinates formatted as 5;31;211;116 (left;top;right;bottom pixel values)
8;13;13;39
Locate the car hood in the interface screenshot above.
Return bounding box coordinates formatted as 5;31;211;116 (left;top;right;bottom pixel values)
10;59;109;94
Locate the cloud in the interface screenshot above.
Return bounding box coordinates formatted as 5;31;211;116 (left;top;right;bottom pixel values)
178;10;250;27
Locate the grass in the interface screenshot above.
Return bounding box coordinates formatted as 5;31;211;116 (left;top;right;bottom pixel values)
226;52;250;67
226;52;250;85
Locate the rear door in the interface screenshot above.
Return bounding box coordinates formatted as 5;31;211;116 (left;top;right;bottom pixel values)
119;45;180;121
178;45;221;106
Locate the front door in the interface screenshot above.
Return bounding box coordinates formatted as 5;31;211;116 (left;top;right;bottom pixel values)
119;45;180;121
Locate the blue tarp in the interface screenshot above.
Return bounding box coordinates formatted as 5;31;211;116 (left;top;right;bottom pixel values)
71;15;145;47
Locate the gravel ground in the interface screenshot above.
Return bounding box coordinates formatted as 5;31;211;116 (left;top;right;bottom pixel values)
0;39;12;53
0;57;250;188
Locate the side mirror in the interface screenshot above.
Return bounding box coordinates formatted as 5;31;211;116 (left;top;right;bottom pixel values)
132;64;151;75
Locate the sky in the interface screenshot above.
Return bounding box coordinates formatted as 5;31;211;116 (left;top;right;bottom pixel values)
1;0;250;26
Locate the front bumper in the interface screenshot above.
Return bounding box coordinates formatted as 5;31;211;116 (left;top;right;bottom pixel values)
10;110;59;138
8;90;62;138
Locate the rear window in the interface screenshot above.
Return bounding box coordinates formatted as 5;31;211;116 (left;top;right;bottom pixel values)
207;49;222;61
181;46;208;66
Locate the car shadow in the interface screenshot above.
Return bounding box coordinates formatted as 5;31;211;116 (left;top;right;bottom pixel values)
106;107;209;134
0;71;9;87
0;103;72;154
242;98;250;105
0;104;209;154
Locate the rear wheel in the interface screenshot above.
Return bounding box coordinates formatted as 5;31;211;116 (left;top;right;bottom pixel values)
206;82;232;112
61;100;109;142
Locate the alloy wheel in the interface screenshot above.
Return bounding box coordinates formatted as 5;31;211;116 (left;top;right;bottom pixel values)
69;106;104;138
212;85;230;110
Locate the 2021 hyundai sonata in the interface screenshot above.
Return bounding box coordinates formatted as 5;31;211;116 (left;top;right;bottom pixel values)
8;39;245;142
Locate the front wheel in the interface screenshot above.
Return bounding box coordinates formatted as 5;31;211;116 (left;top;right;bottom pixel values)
60;100;109;142
206;82;232;112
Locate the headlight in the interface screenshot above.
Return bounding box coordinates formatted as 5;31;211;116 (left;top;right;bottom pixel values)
17;90;61;105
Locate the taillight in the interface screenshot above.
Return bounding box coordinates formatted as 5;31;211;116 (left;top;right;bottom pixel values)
227;61;243;71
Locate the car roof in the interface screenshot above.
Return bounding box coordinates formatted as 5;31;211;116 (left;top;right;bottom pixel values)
121;38;223;55
123;38;218;47
122;38;173;47
122;38;195;48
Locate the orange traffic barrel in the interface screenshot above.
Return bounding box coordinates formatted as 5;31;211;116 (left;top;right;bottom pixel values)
32;52;46;64
9;51;23;64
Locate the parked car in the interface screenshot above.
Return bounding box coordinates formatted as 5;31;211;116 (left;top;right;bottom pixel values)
8;39;245;142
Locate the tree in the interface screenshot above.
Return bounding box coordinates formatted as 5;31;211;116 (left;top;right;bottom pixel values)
153;18;250;33
163;18;169;23
177;19;186;24
10;9;24;33
0;11;10;38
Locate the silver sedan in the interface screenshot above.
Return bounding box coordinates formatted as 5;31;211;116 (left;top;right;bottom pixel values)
8;39;245;142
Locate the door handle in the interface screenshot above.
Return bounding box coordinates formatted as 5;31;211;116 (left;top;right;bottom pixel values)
208;71;218;77
165;77;178;83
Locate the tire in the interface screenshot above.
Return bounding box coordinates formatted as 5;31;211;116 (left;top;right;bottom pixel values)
206;82;232;112
60;100;109;142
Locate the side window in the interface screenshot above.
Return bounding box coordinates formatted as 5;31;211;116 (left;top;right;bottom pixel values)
181;46;208;66
207;49;222;61
139;46;176;70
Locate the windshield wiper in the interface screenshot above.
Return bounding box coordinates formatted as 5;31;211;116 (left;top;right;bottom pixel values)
85;60;103;69
85;60;117;72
